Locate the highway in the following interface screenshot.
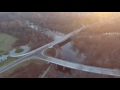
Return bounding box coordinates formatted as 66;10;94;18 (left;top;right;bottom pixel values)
1;20;120;77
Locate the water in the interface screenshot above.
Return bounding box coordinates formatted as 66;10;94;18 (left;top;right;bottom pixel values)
25;20;65;41
26;20;86;63
60;42;86;63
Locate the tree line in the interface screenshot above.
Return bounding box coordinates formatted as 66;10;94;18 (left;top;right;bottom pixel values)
71;16;120;69
0;19;53;50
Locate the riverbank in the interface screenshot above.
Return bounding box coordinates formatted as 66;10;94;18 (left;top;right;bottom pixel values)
72;32;120;69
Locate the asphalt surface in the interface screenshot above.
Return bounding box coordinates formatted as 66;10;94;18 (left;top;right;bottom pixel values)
1;20;120;77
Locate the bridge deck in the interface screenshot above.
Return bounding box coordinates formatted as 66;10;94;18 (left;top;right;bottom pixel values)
2;21;120;77
35;56;120;77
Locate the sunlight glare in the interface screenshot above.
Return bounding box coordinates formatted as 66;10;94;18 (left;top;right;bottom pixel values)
94;12;115;19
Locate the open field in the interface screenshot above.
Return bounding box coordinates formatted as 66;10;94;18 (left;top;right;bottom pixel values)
0;33;17;51
0;59;47;78
0;57;19;68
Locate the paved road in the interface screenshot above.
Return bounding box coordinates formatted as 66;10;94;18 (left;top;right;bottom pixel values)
9;45;30;57
35;56;120;77
1;20;120;77
0;25;86;73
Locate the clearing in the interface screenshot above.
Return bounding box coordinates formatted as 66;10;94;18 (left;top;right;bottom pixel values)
0;33;17;51
0;59;48;78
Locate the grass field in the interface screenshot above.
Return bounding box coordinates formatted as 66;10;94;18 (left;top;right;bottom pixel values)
0;59;46;78
0;33;17;51
0;50;4;55
0;50;8;56
0;57;19;68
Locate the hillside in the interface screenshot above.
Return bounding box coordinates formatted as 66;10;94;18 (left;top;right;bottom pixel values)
72;16;120;69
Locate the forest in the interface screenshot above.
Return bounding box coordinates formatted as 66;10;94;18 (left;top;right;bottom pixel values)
72;16;120;69
0;13;53;50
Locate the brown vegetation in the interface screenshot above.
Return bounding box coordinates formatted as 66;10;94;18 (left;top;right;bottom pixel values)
72;18;120;69
0;18;53;50
45;48;56;57
5;62;49;78
26;12;100;34
44;65;117;78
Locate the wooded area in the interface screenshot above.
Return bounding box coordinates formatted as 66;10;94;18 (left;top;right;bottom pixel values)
0;14;53;50
72;17;120;69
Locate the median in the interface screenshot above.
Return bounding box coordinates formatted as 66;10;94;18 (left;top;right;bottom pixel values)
15;48;24;53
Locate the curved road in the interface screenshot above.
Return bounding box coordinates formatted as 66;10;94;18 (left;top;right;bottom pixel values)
0;21;120;77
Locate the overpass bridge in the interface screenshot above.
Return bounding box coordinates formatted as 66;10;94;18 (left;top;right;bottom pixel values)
35;55;120;77
48;26;87;48
10;25;87;57
1;21;120;77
